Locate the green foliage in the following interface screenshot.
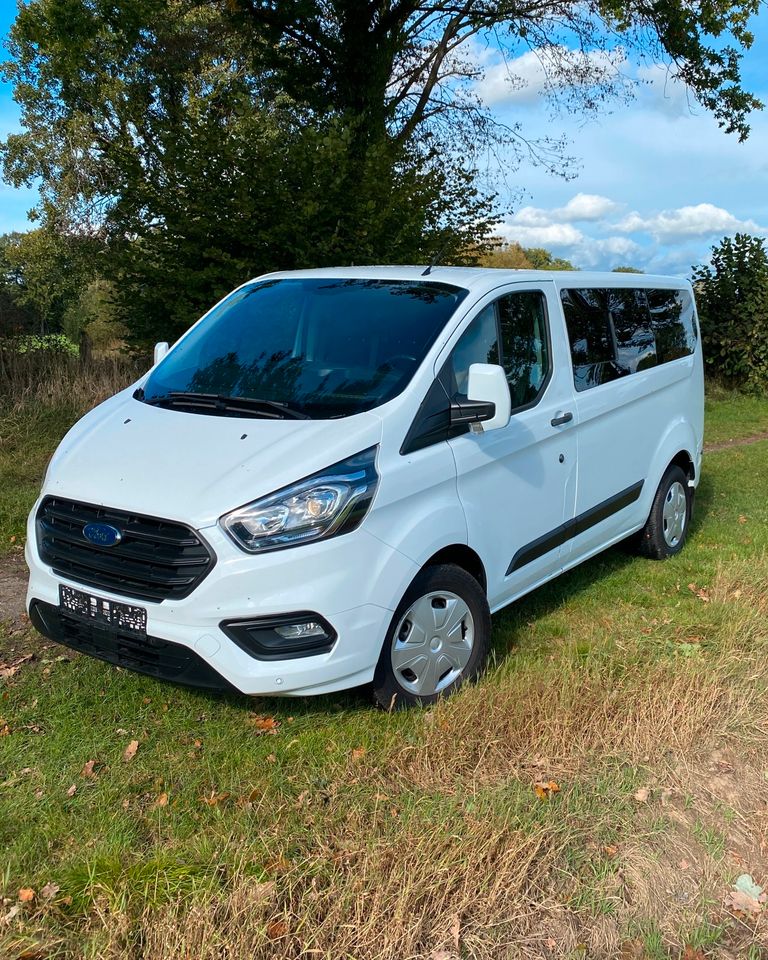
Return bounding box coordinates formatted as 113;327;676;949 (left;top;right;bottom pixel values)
2;0;762;344
692;233;768;392
0;233;37;336
0;229;102;336
62;279;125;351
478;241;577;271
612;265;644;274
6;333;79;356
524;247;577;271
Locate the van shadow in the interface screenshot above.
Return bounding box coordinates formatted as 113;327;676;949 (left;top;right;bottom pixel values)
490;469;715;661
191;472;716;716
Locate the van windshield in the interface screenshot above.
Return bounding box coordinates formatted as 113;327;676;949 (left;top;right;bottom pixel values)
139;278;468;419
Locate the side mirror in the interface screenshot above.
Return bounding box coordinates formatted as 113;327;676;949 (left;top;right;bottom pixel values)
153;341;170;365
450;363;511;432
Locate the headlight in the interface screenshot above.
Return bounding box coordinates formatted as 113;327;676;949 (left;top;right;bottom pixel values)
220;447;379;554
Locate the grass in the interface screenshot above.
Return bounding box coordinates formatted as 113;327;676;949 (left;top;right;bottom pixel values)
1;364;768;958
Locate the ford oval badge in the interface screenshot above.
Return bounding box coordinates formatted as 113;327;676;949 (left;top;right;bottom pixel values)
83;522;123;547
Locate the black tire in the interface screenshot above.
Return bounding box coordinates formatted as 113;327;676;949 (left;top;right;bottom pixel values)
636;464;692;559
372;563;491;710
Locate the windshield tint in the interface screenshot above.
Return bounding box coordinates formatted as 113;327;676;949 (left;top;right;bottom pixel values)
141;278;468;418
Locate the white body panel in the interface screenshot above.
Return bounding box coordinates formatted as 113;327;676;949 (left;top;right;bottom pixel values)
26;267;704;696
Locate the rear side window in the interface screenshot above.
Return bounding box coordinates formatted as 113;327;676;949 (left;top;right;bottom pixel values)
560;288;621;392
561;286;695;391
647;288;697;363
610;288;657;375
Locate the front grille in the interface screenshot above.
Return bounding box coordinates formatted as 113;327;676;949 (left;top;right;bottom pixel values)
29;600;233;692
36;497;216;602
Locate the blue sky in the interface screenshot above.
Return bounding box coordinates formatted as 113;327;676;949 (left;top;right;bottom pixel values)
1;1;767;276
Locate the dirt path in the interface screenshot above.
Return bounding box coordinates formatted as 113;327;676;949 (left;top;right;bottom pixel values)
704;430;768;453
0;549;28;629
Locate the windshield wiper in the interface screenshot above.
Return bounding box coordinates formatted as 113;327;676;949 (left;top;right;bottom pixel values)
134;389;310;420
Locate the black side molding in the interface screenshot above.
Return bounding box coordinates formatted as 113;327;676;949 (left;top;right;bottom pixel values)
507;480;644;575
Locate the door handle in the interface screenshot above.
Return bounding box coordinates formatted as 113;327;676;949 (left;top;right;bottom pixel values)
550;411;573;427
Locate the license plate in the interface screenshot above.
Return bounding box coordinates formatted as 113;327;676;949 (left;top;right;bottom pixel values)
59;585;147;636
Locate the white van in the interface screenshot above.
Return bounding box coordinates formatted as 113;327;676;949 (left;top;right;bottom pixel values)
26;268;703;707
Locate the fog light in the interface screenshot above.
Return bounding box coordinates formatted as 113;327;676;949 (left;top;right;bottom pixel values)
274;621;327;640
220;612;337;661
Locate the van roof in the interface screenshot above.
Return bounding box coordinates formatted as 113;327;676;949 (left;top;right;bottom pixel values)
258;265;691;294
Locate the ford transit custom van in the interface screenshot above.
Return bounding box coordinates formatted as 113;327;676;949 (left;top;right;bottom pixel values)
26;268;704;707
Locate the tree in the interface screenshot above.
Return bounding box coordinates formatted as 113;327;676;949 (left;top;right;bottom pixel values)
1;228;102;336
612;266;644;274
692;233;768;391
477;242;576;270
0;233;37;337
1;0;761;343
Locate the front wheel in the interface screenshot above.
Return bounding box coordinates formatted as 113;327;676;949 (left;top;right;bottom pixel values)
636;465;692;559
372;564;491;710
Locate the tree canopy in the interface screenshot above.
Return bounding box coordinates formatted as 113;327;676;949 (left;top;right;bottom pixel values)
1;0;762;342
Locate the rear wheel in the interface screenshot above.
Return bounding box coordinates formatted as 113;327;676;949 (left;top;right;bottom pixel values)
637;464;691;559
372;564;491;710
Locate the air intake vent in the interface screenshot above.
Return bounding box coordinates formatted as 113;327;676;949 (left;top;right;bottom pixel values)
36;497;215;602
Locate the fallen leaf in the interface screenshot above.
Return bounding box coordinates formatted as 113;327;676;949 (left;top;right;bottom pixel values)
266;753;277;764
1;903;21;925
81;759;98;778
249;715;280;735
679;859;691;870
266;919;288;939
429;951;458;960
18;888;35;902
0;655;34;679
682;947;706;960
724;888;766;916
155;792;169;808
738;515;748;524
123;739;139;762
40;882;60;900
634;787;650;803
604;844;619;857
66;784;77;797
0;722;10;737
200;790;230;807
450;913;461;951
533;779;561;800
351;747;366;760
687;583;710;602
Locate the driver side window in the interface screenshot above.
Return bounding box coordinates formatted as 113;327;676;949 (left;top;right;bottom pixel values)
449;290;550;410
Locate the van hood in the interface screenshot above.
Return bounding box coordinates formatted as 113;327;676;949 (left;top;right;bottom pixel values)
43;390;384;529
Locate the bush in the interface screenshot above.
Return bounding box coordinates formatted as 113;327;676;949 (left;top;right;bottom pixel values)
7;333;80;357
693;233;768;392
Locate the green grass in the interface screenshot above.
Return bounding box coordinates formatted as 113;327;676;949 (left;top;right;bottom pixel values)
2;383;768;958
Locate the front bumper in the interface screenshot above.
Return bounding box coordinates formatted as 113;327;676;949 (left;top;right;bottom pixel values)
25;511;419;696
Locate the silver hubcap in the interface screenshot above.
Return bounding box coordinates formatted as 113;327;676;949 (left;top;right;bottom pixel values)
391;591;474;697
662;480;687;547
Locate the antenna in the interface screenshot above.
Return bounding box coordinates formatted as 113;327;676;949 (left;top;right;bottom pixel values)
421;241;452;276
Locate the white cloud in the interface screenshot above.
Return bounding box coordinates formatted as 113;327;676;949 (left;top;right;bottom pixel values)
475;46;625;106
556;193;621;221
507;193;621;231
617;203;767;241
497;221;585;247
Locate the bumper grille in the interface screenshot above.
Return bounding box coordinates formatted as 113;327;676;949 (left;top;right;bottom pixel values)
29;599;233;692
36;497;215;602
